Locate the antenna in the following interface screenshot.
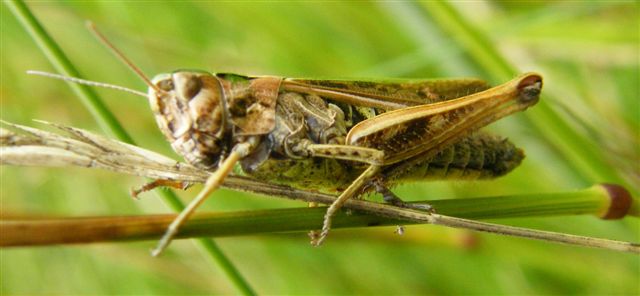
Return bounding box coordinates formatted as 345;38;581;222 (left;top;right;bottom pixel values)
27;71;148;98
86;21;166;95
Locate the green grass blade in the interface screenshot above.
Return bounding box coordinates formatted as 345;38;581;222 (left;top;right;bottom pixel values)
420;1;631;190
3;0;133;143
3;1;255;294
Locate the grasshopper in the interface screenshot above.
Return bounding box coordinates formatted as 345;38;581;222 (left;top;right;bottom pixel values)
32;24;541;256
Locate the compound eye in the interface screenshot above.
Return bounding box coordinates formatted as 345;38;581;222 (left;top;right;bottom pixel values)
158;79;175;91
182;76;202;100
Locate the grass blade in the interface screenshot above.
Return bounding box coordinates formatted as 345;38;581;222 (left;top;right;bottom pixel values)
3;1;255;294
419;1;632;190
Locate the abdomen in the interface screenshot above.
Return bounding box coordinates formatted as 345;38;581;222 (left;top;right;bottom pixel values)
240;132;524;192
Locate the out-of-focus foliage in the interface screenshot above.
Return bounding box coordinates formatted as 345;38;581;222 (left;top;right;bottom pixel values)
1;1;638;294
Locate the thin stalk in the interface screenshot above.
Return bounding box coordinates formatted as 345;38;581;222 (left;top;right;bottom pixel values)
3;1;255;294
419;1;631;190
2;185;636;251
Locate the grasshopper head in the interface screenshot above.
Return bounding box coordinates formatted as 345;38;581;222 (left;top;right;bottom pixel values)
148;71;228;169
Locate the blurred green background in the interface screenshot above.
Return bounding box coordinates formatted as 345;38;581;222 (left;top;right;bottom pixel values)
1;1;638;294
